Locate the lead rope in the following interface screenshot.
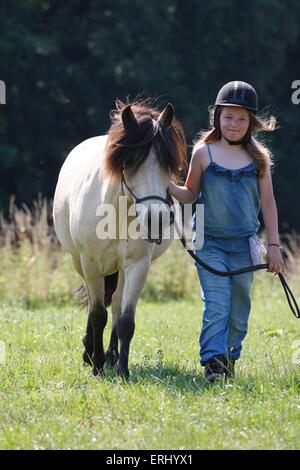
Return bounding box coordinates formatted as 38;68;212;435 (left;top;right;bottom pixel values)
172;213;300;319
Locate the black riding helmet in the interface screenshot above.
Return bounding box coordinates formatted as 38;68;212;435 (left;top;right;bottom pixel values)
215;81;258;112
213;81;258;145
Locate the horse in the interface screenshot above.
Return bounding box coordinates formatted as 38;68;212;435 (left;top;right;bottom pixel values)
53;99;187;379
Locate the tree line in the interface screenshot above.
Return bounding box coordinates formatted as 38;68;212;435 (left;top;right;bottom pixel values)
0;0;300;233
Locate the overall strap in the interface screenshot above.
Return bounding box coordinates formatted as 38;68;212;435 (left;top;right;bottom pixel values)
207;144;214;163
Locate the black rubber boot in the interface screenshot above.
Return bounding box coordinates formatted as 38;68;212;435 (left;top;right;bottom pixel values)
204;357;226;383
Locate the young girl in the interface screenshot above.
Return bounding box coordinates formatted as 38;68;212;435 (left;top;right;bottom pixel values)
169;81;285;382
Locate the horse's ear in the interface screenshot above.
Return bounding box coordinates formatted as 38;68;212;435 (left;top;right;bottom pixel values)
157;103;174;128
121;105;137;130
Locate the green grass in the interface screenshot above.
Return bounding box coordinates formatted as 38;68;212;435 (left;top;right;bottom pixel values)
0;239;201;307
1;282;300;450
1;202;300;449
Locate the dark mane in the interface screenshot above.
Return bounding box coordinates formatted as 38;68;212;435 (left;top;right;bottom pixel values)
103;99;187;182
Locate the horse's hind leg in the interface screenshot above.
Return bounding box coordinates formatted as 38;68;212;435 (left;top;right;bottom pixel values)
106;270;124;366
81;255;107;376
104;272;119;307
82;273;120;367
83;317;93;366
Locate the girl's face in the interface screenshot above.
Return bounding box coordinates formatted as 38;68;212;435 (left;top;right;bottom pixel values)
219;106;250;142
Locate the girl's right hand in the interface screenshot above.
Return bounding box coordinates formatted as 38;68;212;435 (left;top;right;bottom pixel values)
266;245;285;274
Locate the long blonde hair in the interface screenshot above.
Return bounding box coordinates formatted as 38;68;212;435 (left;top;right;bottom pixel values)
193;106;277;178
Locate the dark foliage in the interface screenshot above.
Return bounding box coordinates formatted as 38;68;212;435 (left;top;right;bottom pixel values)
0;0;299;232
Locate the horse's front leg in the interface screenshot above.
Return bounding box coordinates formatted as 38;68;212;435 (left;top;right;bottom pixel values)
116;257;151;380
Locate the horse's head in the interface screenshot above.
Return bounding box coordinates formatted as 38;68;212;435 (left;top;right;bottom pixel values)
104;100;187;243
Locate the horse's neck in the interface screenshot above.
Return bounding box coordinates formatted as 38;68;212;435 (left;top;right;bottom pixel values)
102;177;123;204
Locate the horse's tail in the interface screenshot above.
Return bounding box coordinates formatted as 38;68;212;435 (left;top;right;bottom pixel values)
73;284;89;308
73;272;119;309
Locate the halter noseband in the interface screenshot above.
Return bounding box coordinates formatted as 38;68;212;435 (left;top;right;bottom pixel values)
121;172;174;244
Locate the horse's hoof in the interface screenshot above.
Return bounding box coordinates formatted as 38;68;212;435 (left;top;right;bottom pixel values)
105;349;119;367
116;366;130;382
83;350;93;366
91;367;104;377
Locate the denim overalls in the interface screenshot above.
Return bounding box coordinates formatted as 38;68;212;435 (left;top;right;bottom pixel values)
193;143;260;365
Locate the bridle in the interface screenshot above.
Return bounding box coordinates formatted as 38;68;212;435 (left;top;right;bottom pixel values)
121;172;174;244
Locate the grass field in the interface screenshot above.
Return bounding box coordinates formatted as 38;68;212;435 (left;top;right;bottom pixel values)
1;277;300;450
0;201;300;449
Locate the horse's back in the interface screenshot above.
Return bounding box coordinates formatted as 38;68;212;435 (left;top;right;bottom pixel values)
53;135;108;253
55;135;107;199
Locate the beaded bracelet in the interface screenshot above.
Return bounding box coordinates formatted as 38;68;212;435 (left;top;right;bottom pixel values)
268;243;283;249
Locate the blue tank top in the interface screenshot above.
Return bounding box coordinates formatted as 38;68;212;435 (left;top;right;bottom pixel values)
193;143;260;240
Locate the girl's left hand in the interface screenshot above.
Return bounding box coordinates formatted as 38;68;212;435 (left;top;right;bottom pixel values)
266;246;285;274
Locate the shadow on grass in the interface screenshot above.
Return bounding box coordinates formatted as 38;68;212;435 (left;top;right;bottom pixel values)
100;362;231;394
85;359;300;395
131;364;210;393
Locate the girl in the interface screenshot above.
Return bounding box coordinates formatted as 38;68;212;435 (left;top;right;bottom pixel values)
169;81;285;383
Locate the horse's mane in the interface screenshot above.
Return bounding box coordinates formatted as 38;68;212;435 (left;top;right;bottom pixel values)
103;99;187;182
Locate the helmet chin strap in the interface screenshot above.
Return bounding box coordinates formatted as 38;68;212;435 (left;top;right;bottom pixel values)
223;135;252;146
